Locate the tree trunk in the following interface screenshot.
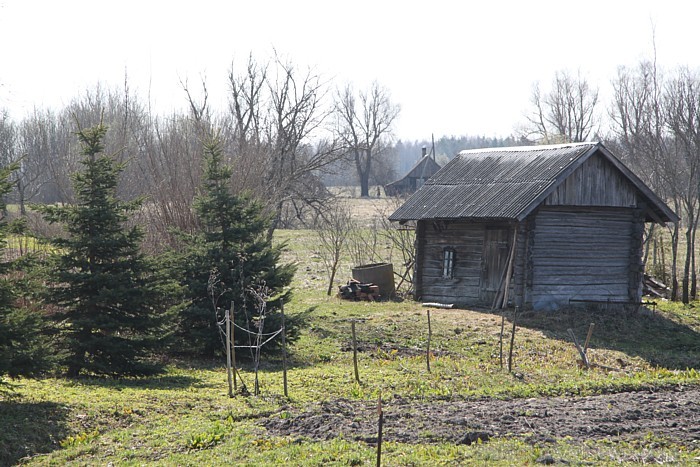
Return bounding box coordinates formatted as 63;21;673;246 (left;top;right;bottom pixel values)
266;199;285;241
671;221;680;301
692;217;698;300
359;174;370;198
355;148;372;197
357;160;371;197
682;204;697;303
683;222;692;303
327;260;338;296
17;178;27;216
643;224;654;265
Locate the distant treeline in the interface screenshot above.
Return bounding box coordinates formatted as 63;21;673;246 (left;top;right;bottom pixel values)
394;135;520;174
322;135;520;188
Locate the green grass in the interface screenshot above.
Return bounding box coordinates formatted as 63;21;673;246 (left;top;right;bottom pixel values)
1;228;700;465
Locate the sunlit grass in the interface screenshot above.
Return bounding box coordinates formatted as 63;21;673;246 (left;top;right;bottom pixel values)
2;228;700;465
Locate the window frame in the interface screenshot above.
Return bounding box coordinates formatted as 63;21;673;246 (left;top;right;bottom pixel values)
442;247;455;279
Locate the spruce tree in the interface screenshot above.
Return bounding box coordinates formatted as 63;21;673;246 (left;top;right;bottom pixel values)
175;138;295;356
38;124;164;377
0;163;49;381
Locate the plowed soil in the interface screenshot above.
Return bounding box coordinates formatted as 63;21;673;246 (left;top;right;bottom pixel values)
262;387;700;446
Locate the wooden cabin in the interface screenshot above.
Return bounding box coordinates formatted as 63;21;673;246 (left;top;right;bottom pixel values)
388;142;678;310
385;151;442;196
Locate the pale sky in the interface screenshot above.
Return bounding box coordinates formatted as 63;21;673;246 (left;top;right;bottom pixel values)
0;0;698;141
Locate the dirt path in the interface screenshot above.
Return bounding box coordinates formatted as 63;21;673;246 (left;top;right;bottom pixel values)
262;387;700;446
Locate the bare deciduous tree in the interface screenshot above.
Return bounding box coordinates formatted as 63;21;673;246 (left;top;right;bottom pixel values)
0;109;17;172
314;199;353;295
334;82;400;197
226;54;342;238
664;67;700;302
376;199;416;295
609;59;689;301
347;217;382;268
14;111;56;214
524;70;599;144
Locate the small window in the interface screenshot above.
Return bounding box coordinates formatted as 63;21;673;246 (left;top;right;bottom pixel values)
442;248;455;279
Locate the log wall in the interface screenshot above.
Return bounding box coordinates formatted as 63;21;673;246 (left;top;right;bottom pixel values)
544;153;637;207
415;220;486;305
511;220;530;308
528;207;639;310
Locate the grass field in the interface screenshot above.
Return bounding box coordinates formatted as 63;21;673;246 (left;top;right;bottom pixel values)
1;227;700;465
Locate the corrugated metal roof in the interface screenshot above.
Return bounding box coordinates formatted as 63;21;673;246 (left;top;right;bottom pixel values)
386;155;442;189
389;142;598;221
405;155;442;179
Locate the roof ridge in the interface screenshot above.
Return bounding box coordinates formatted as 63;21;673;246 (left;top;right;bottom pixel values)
458;141;597;155
389;142;677;224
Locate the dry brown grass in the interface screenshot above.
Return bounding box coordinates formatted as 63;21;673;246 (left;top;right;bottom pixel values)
327;186;404;225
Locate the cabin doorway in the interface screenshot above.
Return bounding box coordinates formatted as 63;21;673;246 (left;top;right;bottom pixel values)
480;228;511;304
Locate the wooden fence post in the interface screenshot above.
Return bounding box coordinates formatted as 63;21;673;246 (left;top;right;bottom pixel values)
281;302;288;398
568;328;590;369
231;302;237;391
499;313;505;370
507;306;518;372
376;392;383;467
225;308;233;398
352;321;360;384
426;309;432;373
501;229;518;308
583;323;595;353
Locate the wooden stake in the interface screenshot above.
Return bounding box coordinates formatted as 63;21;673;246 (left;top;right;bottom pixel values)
491;266;508;310
352;321;360;384
499;313;505;370
507;306;518;372
231;302;237;391
426;309;432;373
233;366;248;395
376;391;383;467
225;308;233;398
254;365;260;395
492;228;517;310
396;260;414;291
501;229;518;308
583;323;595;353
281;302;288;398
568;328;590;369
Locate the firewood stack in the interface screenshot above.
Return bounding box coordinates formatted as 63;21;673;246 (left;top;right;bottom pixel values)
643;273;670;298
338;279;380;301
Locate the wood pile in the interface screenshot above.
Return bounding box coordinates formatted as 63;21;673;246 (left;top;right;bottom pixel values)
338;279;380;301
643;273;670;298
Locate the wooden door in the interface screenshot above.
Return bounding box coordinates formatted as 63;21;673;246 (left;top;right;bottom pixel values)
480;228;511;303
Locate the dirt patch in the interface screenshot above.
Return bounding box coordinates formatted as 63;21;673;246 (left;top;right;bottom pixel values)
262;387;700;446
340;342;452;359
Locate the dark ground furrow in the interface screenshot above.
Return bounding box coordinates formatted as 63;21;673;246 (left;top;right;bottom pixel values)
262;387;700;446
